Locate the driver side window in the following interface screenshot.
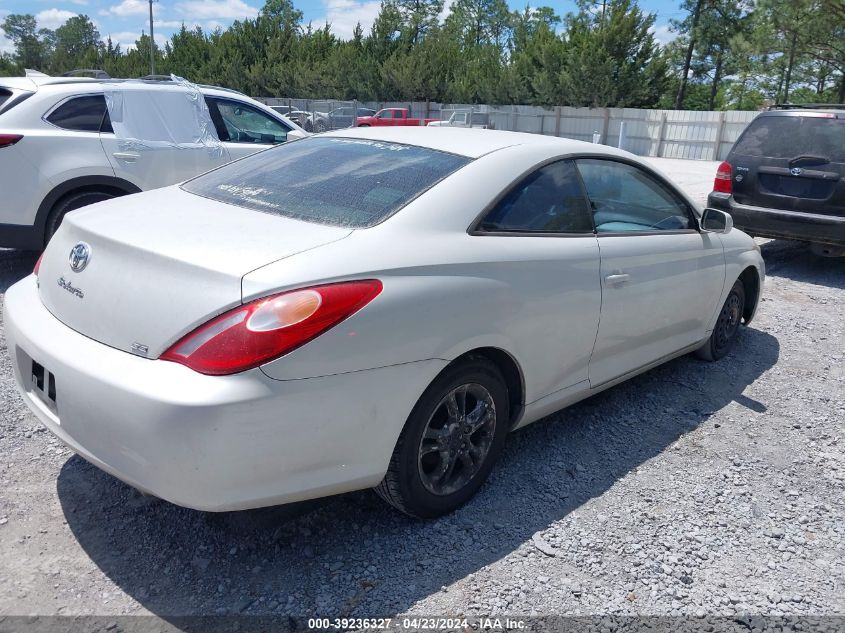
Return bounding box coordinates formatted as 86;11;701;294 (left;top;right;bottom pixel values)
575;159;692;233
210;99;290;145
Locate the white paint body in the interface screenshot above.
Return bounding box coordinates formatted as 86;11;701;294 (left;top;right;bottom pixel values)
3;127;765;511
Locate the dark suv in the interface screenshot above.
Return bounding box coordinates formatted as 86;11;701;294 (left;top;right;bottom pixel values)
707;105;845;257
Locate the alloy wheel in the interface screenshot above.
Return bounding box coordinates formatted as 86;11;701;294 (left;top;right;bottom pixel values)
714;291;742;352
417;383;497;496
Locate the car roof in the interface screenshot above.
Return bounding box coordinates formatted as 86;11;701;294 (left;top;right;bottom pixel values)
0;75;248;98
323;126;635;160
760;108;845;118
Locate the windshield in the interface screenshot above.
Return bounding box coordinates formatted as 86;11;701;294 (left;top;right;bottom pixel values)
182;137;470;228
733;115;845;163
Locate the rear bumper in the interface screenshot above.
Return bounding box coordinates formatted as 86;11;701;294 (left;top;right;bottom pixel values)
708;192;845;246
3;275;446;511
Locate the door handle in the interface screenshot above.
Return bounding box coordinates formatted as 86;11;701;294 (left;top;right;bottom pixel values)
605;273;630;285
112;152;140;162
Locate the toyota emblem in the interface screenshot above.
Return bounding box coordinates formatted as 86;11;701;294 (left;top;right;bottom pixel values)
69;242;91;273
790;167;803;176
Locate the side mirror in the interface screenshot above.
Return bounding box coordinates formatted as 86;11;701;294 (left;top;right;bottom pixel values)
700;208;733;234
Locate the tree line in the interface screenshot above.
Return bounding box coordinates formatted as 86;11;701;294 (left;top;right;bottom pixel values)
2;0;844;110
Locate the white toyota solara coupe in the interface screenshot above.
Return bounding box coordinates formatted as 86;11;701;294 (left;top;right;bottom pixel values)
4;127;764;518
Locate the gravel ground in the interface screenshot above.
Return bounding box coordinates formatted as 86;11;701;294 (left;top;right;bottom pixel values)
645;158;720;207
0;160;843;628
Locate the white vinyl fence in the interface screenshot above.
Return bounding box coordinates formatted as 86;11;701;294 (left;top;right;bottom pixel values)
260;97;759;162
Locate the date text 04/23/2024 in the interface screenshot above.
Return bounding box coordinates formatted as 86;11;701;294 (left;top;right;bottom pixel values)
307;617;527;630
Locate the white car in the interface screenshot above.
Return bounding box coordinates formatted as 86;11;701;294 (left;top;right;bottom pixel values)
4;127;765;518
428;109;489;128
0;73;307;249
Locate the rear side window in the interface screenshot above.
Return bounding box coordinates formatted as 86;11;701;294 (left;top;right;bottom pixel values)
46;95;112;132
733;115;845;163
480;160;593;234
183;137;470;228
0;89;10;110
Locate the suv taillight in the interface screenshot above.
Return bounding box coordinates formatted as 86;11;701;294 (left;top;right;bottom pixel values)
161;280;383;375
713;161;732;194
0;134;22;149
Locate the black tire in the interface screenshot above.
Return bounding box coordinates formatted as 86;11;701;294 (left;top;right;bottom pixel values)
45;190;116;245
375;356;510;518
695;279;746;361
358;124;370;127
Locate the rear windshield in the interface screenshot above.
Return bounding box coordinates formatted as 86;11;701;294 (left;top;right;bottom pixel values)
183;137;470;228
0;89;10;110
733;115;845;163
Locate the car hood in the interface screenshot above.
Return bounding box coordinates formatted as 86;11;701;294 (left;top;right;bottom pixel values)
38;186;352;358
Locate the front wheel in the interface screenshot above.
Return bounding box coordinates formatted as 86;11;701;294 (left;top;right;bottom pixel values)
695;279;746;361
375;357;509;518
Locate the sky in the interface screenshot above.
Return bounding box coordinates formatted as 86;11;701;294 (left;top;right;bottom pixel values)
0;0;684;56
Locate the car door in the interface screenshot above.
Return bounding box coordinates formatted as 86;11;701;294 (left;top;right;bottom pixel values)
474;159;602;398
575;158;726;387
98;89;231;191
333;108;353;128
38;94;117;184
206;97;293;160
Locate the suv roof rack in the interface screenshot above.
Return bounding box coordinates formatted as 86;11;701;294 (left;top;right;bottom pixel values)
139;75;173;81
768;103;845;110
61;69;112;79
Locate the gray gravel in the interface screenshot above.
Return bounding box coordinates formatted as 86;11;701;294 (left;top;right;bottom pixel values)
0;163;843;624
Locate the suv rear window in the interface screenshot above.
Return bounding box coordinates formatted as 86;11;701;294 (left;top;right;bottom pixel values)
0;89;11;110
46;95;113;133
733;115;845;163
183;137;470;228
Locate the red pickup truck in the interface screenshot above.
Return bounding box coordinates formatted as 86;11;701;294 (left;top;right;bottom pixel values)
356;108;438;127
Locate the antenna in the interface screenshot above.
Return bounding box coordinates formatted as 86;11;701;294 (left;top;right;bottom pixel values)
148;0;157;75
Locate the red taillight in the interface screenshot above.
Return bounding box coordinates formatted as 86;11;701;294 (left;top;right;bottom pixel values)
0;134;23;148
161;280;383;375
33;253;43;277
713;161;733;194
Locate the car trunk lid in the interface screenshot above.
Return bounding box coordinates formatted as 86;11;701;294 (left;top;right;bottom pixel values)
37;186;352;358
729;113;845;216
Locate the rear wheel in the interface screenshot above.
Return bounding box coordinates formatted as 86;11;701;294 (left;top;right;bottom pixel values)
45;190;117;245
375;357;509;518
695;279;746;361
810;242;845;258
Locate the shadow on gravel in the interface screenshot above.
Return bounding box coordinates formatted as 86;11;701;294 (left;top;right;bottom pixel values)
760;239;845;290
0;249;38;295
56;326;779;625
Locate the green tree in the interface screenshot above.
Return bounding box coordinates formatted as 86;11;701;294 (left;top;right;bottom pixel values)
388;0;444;44
1;14;50;70
447;0;512;50
559;0;668;108
51;15;101;73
